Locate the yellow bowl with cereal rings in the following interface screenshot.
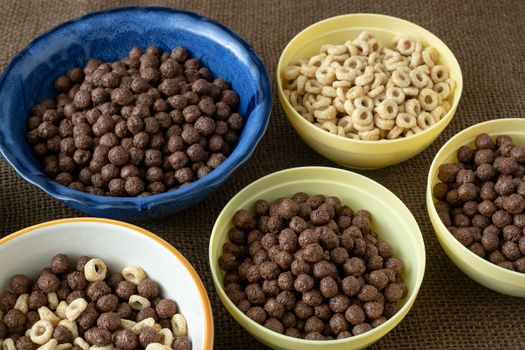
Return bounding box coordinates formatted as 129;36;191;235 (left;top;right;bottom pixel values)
427;118;525;297
210;166;425;349
277;14;463;169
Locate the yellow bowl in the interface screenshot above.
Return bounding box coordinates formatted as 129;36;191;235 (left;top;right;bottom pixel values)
427;118;525;297
277;14;463;169
209;166;425;349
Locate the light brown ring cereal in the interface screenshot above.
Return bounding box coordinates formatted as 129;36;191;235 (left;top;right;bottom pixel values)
14;293;28;314
387;125;404;139
395;113;416;129
65;298;88;322
353;96;374;110
419;88;440;111
433;82;450;100
84;258;107;282
409;69;430;88
417;112;436;129
313;105;337;121
386;86;405;104
374;114;395;130
305;79;323;94
129;295;151;311
358;128;381;141
377;99;398;120
300;64;317;78
30;320;53;345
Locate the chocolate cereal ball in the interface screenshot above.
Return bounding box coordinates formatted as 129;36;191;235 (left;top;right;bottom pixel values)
10;275;32;295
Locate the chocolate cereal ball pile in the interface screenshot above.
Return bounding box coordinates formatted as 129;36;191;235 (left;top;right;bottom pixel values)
0;254;192;350
218;193;407;340
433;133;525;273
25;46;243;196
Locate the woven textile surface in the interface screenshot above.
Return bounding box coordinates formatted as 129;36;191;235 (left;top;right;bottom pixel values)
0;0;524;348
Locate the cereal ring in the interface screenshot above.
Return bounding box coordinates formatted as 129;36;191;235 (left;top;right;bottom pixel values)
30;320;54;345
430;65;449;82
321;54;334;67
332;80;352;88
417;112;436;129
346;86;364;100
397;36;416;55
387;125;404;139
391;69;410;88
433;82;450;100
65;298;88;322
343;100;355;115
316;66;336;85
301;113;314;123
14;293;29;314
132;318;155;334
368;52;382;66
159;328;173;346
305;79;323;94
145;344;171;350
446;78;456;93
122;266;147;285
377;99;398;120
334;67;356;81
352;39;370;56
409;52;423;68
367;38;381;53
313;105;337;121
385;56;409;71
419;88;440;111
327;44;346;54
442;100;451;112
405;129;415;137
47;292;59;310
422;47;439;67
58;320;79;339
409;69;430;88
308;54;324;67
73;338;89;350
355;66;374;86
311;96;331;110
373;63;387;74
300;65;317;78
283;66;301;80
289;91;300;106
358;31;374;41
129;295;151;311
373;92;387;107
296;75;307;95
338;116;354;132
321;85;337;98
335;87;347;101
405;99;421;116
56;301;68;319
171;314;187;337
351;108;374;131
368;85;384;98
374;114;395;130
345;132;360;140
431;106;447;121
320;121;337;134
285;78;297;90
293;105;308;115
332;54;349;63
396;113;416;129
38;306;60;326
343;57;364;72
402;87;419;96
353;96;374;110
332;98;345;114
288;58;307;67
84;258;107;282
337;126;345;136
371;73;387;89
358;128;381;141
411;126;424;134
120;319;137;330
386;87;405;104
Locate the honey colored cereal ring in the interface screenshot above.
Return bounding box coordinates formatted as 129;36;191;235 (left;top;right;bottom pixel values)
405;99;421;116
351;108;374;132
396;36;416;56
433;82;450;100
283;66;301;80
319;121;338;134
300;64;317;78
313;105;337;121
386;86;405;104
358;128;381;141
315;66;336;85
387;125;405;139
395;113;417;129
419;88;440;111
30;320;54;345
374;114;395;130
353;96;374;111
417;112;437;129
430;65;449;82
377;99;398;120
304;79;323;94
409;69;430;88
122;266;147;285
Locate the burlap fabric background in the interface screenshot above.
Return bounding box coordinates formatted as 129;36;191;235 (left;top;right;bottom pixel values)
1;0;524;348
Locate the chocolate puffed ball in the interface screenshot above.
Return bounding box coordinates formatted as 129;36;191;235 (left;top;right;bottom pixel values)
97;312;121;332
53;325;73;344
10;274;32;295
137;279;160;300
139;327;162;347
3;308;26;329
15;336;35;350
156;298;178;318
115;329;138;350
37;273;60;293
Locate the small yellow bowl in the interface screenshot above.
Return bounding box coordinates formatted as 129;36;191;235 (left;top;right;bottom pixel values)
277;14;463;169
427;118;525;297
209;167;425;349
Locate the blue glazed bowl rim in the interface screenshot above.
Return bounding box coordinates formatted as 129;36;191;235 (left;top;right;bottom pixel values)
0;6;272;211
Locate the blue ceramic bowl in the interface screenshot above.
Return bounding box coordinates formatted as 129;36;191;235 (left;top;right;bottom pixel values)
0;7;271;220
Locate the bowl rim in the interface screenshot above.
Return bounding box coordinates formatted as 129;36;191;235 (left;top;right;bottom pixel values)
276;13;463;146
209;166;426;345
426;117;525;280
0;6;272;211
0;217;215;350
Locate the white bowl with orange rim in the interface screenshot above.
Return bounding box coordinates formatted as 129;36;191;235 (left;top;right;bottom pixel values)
0;218;214;349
